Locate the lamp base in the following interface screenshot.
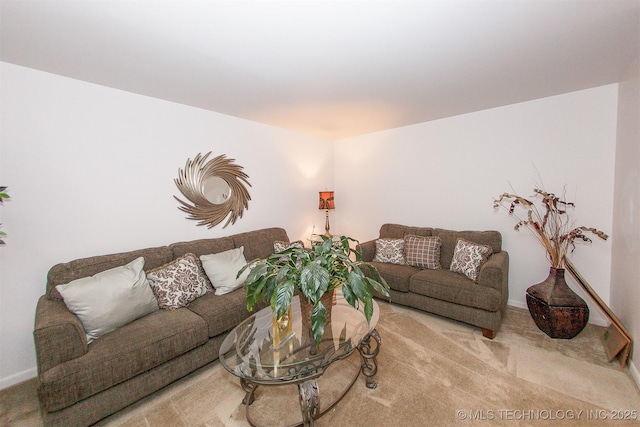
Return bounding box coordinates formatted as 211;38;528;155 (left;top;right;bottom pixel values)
324;209;332;237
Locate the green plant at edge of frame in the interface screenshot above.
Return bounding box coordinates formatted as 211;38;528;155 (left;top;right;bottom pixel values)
0;187;9;245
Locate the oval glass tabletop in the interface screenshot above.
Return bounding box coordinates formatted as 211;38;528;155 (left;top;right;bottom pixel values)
219;290;379;384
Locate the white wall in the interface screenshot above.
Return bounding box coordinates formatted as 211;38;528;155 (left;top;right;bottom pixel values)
611;58;640;382
0;62;333;388
333;85;618;326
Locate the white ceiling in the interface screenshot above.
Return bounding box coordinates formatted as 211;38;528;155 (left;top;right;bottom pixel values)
1;1;639;140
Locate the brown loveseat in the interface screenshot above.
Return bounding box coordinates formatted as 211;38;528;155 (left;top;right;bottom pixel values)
358;224;509;339
33;227;289;426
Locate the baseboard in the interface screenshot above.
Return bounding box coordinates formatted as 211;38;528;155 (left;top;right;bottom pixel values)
0;367;37;391
507;299;527;310
629;359;640;390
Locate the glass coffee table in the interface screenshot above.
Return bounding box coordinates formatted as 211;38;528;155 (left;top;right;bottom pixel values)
219;290;381;427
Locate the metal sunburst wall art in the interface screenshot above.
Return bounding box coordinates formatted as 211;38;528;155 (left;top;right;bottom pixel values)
174;152;251;228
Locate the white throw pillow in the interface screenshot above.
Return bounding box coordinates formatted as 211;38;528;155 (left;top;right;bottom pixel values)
200;247;250;295
56;257;159;343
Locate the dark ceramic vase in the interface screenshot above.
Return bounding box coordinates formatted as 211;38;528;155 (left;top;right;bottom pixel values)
525;267;589;339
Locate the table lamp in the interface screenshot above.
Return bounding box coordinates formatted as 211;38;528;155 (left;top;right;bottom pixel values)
318;191;335;237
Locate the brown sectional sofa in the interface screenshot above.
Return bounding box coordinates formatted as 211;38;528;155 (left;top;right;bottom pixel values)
34;227;288;426
358;224;509;338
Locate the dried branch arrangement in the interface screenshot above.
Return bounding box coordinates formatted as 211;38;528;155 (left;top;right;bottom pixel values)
493;187;608;268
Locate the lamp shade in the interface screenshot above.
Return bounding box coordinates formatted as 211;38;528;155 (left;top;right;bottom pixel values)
319;191;335;210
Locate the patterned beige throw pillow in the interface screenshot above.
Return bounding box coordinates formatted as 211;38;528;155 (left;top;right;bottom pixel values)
147;253;210;309
450;238;493;282
273;240;305;252
404;235;442;269
373;238;406;264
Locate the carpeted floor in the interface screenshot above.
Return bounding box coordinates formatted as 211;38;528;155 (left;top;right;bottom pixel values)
3;302;639;426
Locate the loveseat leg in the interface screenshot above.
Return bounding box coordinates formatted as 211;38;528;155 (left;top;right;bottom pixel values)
482;328;496;339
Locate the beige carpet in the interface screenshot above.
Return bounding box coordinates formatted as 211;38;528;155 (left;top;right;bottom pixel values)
3;302;640;426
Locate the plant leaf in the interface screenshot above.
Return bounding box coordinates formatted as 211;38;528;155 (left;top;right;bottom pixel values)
299;262;329;303
244;275;266;311
364;276;390;298
311;302;327;344
272;280;295;318
347;270;371;302
240;260;265;280
342;283;356;307
363;296;374;324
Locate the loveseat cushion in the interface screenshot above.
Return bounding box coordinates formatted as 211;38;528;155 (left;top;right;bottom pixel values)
186;288;260;337
408;269;501;312
369;261;419;293
38;308;208;412
432;229;502;269
379;223;433;239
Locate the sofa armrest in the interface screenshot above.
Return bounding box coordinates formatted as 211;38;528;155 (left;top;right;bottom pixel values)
34;295;88;375
477;251;509;299
357;240;376;262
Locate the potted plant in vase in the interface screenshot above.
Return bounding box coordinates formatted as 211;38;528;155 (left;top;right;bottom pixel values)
241;235;391;345
494;187;608;338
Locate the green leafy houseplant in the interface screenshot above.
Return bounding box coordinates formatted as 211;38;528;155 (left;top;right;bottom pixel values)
493;187;608;268
241;235;391;344
0;187;9;245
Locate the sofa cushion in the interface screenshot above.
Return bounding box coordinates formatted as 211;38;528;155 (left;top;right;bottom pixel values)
38;307;208;412
34;297;89;374
147;254;211;309
373;238;406;265
450;238;493;282
55;257;159;344
368;261;418;293
232;227;290;261
409;269;501;312
432;229;501;269
169;237;236;259
186;288;259;337
200;247;250;295
379;223;432;239
404;235;442;269
47;246;173;300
